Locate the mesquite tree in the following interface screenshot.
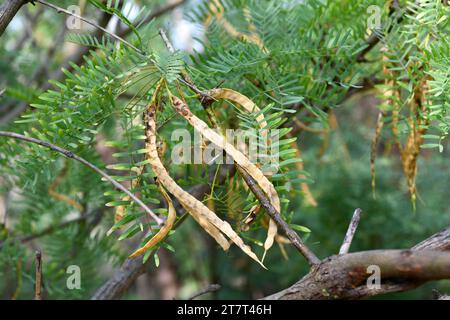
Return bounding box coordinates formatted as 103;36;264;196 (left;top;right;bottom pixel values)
0;0;449;300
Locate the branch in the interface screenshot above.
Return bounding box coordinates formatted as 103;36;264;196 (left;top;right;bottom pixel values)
339;208;362;254
158;28;212;99
91;165;235;300
59;0;185;76
0;0;28;37
264;226;450;300
35;0;144;54
159;28;320;266
0;208;105;248
236;166;320;266
0;131;163;226
355;0;401;62
356;31;382;63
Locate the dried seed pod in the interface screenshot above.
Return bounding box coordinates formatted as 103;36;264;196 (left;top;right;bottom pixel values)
146;101;265;268
129;183;176;258
203;89;280;256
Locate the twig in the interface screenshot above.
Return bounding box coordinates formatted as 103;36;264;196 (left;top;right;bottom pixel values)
35;0;144;54
0;131;163;226
188;284;221;300
293;118;328;134
356;32;381;63
237;167;320;266
339;208;362;255
34;249;42;300
1;2;184;125
159;27;176;53
54;1;182;83
264;225;450;300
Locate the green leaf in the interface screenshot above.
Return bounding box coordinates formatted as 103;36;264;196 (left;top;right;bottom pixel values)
290;224;311;233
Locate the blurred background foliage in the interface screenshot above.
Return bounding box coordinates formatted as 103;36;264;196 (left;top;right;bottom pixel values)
0;0;449;300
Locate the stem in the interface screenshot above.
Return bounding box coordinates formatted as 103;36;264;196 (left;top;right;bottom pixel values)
159;27;320;266
0;0;28;37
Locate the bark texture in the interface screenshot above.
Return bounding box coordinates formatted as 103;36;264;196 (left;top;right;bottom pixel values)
263;227;450;299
